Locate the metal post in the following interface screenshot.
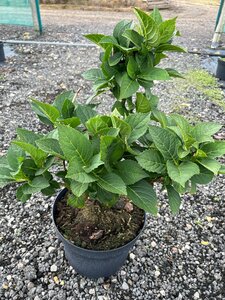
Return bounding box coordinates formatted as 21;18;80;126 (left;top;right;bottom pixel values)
0;42;5;62
211;1;225;48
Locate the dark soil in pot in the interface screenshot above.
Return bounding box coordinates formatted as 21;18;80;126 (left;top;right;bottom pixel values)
55;192;145;251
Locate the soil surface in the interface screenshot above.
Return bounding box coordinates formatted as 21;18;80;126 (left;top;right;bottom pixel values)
56;194;145;250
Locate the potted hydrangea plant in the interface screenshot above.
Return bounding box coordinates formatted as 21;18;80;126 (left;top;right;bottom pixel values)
0;8;224;279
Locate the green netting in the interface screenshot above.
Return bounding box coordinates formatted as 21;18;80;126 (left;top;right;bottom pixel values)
0;0;42;31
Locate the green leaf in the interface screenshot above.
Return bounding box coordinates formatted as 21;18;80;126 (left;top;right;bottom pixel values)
138;67;170;81
136;93;151;113
111;116;132;139
100;136;125;164
137;149;166;174
96;172;127;195
35;156;55;176
197;158;221;175
75;104;97;124
7;144;25;171
166;185;182;214
127;180;158;215
219;165;225;174
86;115;109;135
53;90;75;111
151;109;169;128
31;99;60;125
191;122;222;144
13;141;46;167
122;29;144;48
166;68;185;78
22;176;50;194
70;180;88;197
167;160;200;187
82;68;105;81
201;142;225;158
126;113;150;143
159;18;176;44
134;8;160;46
60;99;75;119
149;126;181;160
109;52;123;66
58;125;93;163
116;159;148;185
150;7;163;24
16;128;43;146
83;154;104;173
16;185;31;202
67;195;85;208
84;33;106;47
127;56;139;80
21;159;37;177
57;117;81;128
0;166;14;180
36;138;64;158
191;165;214;184
156;44;186;53
113;20;133;46
119;73;139;100
66;158;96;183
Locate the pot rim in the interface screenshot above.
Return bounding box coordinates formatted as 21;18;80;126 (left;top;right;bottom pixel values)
52;188;146;254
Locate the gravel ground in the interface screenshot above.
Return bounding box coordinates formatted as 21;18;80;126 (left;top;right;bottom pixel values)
0;4;225;300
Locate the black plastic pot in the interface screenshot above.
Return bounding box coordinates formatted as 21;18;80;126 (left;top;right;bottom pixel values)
0;42;5;62
216;58;225;81
52;189;146;279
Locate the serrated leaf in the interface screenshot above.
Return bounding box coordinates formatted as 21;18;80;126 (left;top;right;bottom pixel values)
83;154;104;173
53;90;75;111
57;117;80;128
13;141;46;167
7;144;25;171
70;180;88;197
66;158;96;183
127;180;158;215
67;195;85;208
84;33;106;48
137;149;166;174
122;29;144;48
116;159;148;185
150;7;163;24
136;93;151;113
197;158;221;174
16;128;43;146
16;185;32;202
100;136;125;164
167;160;200;187
127;56;139;79
35;156;55;176
159;18;176;44
31;99;60;125
58;125;93;163
201;142;225;158
166;185;182;214
36;138;64;158
86;115;109;135
119;73;139;100
111;116;132;139
22;176;50;194
156;44;186;53
96;172;127;195
149;126;181;160
134;8;160;46
113;20;133;46
109;52;123;66
75;104;97;124
126;113;150;143
191;122;222;144
82;68;105;81
191;165;214;184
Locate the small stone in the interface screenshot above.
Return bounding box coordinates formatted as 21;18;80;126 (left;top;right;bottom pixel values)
151;241;157;248
160;290;166;296
185;224;192;230
2;283;9;289
129;253;135;260
80;278;86;289
193;292;200;299
121;270;126;276
24;266;37;280
6;275;12;281
48;247;55;253
124;202;133;212
53;276;59;284
17;262;24;269
27;282;35;290
89;288;95;295
121;282;129;290
155;270;161;277
171;247;178;253
50;264;58;272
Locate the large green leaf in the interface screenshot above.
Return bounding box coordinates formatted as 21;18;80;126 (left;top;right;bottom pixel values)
109;52;123;66
166;185;182;214
35;156;55;176
7;144;25;171
16;185;32;202
127;56;139;80
96;172;127;195
116;159;148;185
75;104;97;124
100;136;125;164
16;128;43;146
201;141;225;158
57;117;80;128
21;159;37;177
137;149;166;174
167;160;200;187
111;116;132;139
126;113;150;143
150;7;163;24
66;158;96;183
31;99;60;125
113;20;133;46
82;68;105;81
53;90;75;111
58;125;93;163
122;29;144;48
156;44;186;53
22;176;50;194
138;67;170;81
70;180;88;197
134;8;160;46
84;33;106;48
36;138;64;158
135;93;151;113
197;158;221;174
127;180;158;215
149;126;181;160
119;73;139;100
191;122;222;144
191;165;214;184
83;153;104;173
86;115;109;135
159;18;176;44
13;141;46;167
